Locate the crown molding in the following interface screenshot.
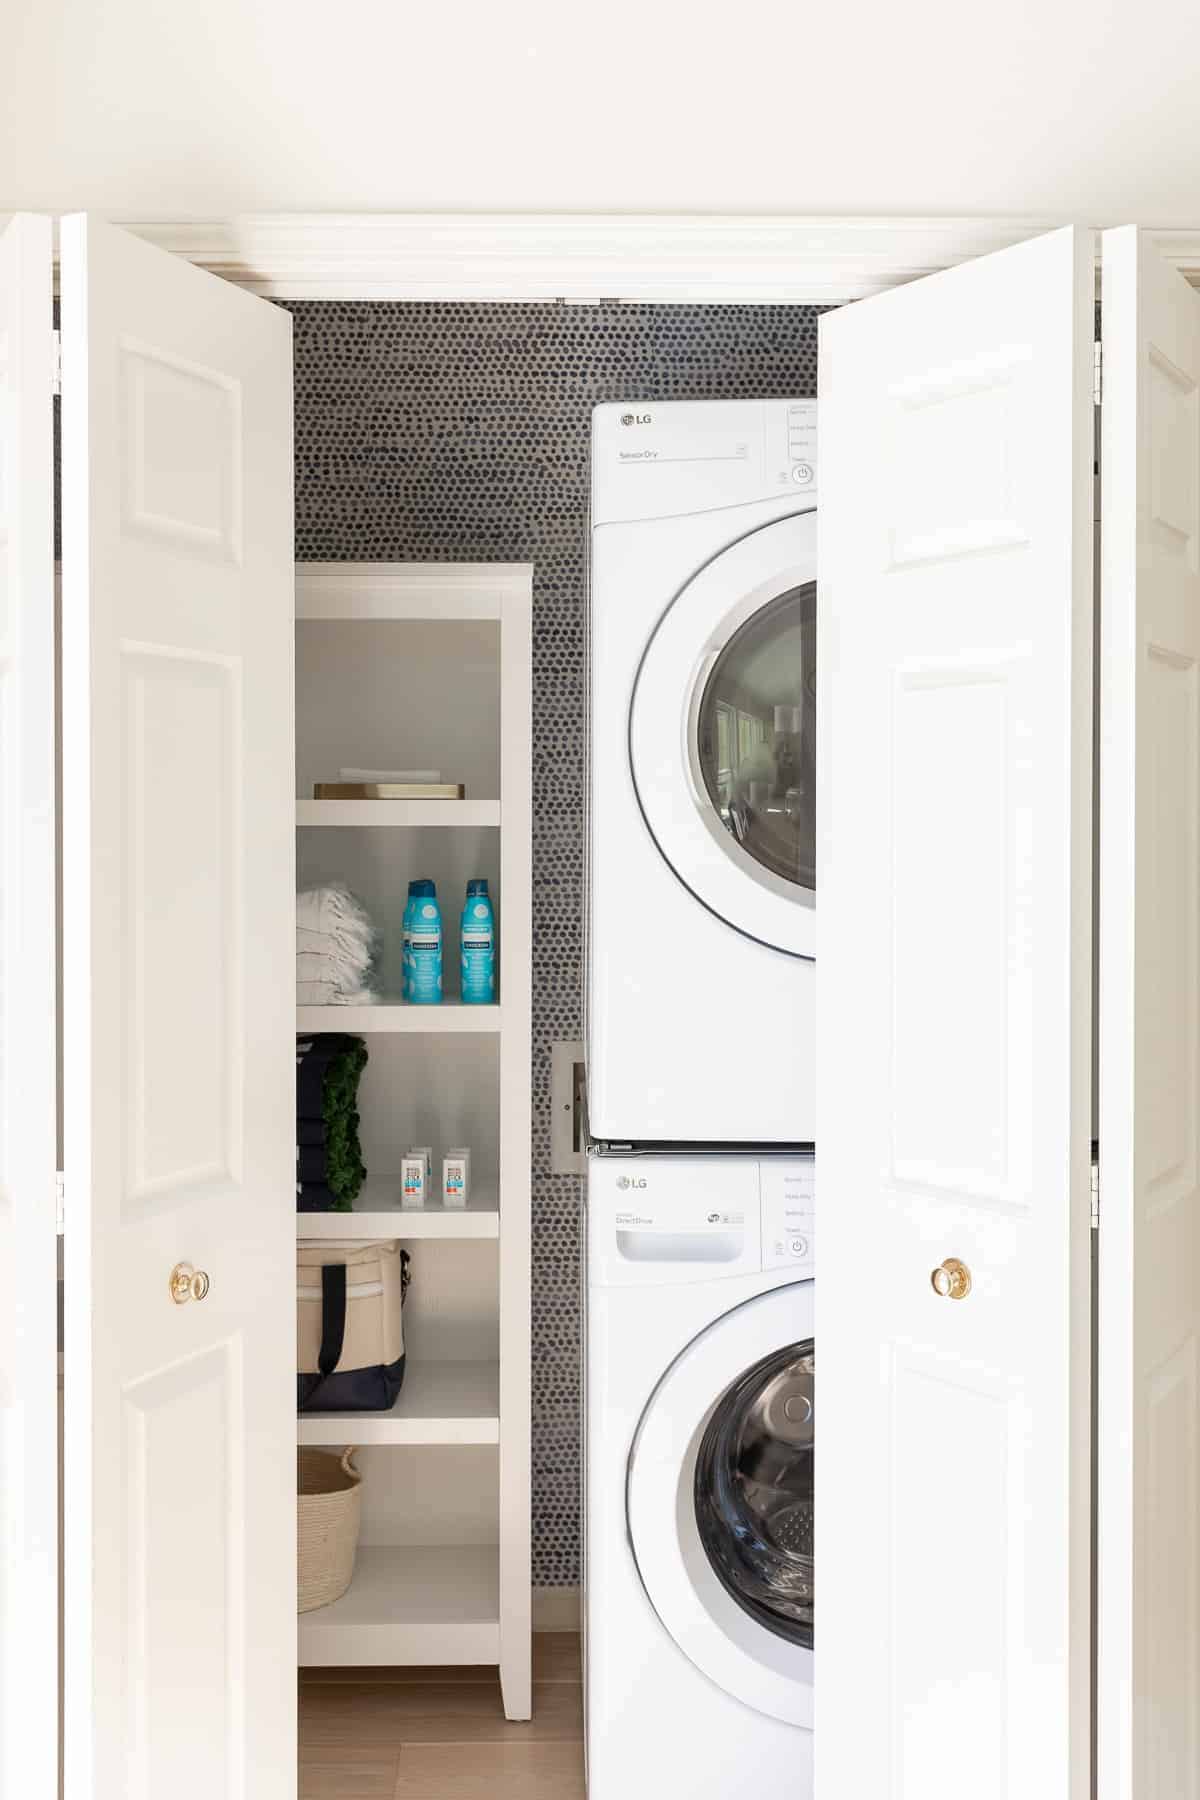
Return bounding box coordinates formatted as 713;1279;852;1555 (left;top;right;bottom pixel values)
106;212;1200;303
16;212;1198;302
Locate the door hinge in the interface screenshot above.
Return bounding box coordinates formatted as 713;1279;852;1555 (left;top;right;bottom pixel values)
55;1171;65;1234
51;329;62;398
1093;340;1102;407
1090;1161;1099;1230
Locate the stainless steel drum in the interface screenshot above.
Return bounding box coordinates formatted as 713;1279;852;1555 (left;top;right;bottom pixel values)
693;1339;815;1648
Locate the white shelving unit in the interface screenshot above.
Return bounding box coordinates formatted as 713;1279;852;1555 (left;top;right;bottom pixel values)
297;1361;501;1447
296;1000;503;1034
299;1547;501;1667
297;799;502;829
293;563;532;1713
299;1176;501;1240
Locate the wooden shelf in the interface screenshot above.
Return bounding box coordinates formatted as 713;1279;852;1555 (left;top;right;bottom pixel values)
297;799;501;828
297;1361;500;1447
297;1178;500;1239
297;1545;500;1667
297;1000;502;1034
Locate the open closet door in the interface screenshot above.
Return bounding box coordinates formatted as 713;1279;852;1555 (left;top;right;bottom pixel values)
60;216;296;1800
816;226;1095;1800
0;213;58;1800
1099;226;1200;1800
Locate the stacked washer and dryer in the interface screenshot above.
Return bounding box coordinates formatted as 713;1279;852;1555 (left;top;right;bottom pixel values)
585;400;818;1797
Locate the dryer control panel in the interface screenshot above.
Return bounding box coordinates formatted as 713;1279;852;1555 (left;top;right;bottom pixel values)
591;397;817;526
760;1159;815;1274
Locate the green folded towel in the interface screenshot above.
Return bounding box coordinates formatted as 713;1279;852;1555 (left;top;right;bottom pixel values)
296;1034;369;1210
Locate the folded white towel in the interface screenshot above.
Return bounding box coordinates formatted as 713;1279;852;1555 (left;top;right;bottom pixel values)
297;979;378;1007
296;884;379;1005
297;924;337;954
297;979;337;1005
296;882;375;949
296;950;340;980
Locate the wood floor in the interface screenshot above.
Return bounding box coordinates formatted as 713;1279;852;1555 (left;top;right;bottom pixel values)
299;1634;585;1798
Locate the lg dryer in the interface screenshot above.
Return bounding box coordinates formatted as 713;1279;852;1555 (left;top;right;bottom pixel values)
588;398;818;1143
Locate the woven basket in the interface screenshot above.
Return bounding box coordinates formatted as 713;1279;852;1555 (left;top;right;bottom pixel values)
298;1446;362;1613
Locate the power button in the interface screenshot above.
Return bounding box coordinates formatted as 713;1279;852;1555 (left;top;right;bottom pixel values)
791;462;814;486
789;1235;809;1257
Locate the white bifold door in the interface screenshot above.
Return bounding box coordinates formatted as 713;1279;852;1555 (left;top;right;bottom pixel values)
57;215;295;1800
0;212;58;1800
1098;226;1200;1800
56;217;298;1800
2;209;297;1800
819;223;1200;1800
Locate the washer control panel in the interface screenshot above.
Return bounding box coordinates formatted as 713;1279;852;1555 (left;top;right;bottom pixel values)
761;1159;815;1273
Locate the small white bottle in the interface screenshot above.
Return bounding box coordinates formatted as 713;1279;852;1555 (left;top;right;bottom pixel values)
400;1152;428;1206
442;1148;471;1208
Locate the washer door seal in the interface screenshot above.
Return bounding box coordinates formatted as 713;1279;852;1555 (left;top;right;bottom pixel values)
626;1280;815;1728
629;510;818;960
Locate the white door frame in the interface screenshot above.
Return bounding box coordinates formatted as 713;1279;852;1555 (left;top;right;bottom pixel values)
28;214;1200;304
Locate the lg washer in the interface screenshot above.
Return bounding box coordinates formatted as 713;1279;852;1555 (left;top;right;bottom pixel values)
585;1151;815;1799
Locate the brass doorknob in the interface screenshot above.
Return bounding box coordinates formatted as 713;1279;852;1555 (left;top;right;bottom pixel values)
169;1262;211;1305
930;1257;971;1300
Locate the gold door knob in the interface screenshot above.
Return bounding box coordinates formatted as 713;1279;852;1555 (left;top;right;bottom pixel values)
169;1263;211;1305
930;1257;972;1300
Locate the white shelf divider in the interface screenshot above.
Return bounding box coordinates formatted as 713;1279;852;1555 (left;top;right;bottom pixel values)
297;1178;500;1240
297;1545;500;1667
297;1000;502;1034
297;799;501;828
297;1361;500;1446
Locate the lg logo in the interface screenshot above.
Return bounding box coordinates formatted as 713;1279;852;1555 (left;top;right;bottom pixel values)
620;412;652;426
616;1175;647;1190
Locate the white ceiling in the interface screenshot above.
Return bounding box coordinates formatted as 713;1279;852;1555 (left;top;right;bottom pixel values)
3;0;1200;221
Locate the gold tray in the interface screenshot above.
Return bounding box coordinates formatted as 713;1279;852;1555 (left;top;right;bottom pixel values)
314;782;466;800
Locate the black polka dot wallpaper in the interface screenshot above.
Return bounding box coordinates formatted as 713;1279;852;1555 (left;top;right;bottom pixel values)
284;300;825;1585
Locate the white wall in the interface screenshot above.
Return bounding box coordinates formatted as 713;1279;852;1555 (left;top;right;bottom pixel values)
3;0;1199;220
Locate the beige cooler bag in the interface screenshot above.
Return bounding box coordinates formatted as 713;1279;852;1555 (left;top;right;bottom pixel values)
297;1239;410;1412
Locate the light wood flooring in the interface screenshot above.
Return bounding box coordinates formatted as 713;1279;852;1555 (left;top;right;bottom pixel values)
300;1634;584;1798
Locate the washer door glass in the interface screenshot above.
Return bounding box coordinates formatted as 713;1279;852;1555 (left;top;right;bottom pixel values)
694;1339;814;1648
626;1277;815;1726
695;584;816;892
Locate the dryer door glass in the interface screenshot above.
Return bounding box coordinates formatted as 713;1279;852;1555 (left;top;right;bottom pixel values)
695;583;816;890
694;1338;814;1648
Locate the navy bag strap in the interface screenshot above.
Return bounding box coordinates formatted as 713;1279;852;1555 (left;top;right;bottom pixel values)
318;1263;347;1380
299;1263;348;1410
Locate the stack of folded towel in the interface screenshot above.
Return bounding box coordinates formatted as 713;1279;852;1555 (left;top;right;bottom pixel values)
296;1032;368;1212
297;882;379;1006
